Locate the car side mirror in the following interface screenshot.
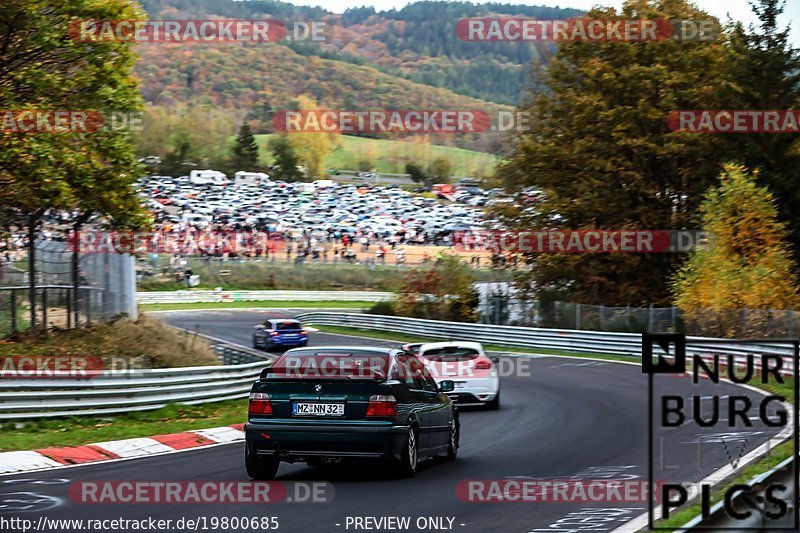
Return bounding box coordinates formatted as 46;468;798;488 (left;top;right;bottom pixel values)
439;380;455;393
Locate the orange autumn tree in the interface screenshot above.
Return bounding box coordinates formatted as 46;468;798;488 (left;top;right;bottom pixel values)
674;165;800;335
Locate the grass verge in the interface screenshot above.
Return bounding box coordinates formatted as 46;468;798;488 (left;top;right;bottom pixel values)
141;300;375;312
0;399;247;452
0;314;217;368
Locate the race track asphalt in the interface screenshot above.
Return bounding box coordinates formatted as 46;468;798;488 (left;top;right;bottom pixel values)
0;310;785;533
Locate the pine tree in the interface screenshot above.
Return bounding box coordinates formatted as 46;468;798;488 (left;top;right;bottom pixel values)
724;0;800;252
231;124;260;171
674;165;800;323
268;135;303;182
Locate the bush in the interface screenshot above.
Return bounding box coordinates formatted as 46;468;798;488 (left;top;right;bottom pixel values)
365;300;396;316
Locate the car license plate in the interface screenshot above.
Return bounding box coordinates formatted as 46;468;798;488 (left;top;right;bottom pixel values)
284;334;298;337
293;402;344;416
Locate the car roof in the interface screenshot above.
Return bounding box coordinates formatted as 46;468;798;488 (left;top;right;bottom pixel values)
284;346;397;355
418;341;484;352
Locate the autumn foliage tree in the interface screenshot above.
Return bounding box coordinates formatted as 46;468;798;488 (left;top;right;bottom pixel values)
674;166;800;335
498;0;731;306
287;95;337;179
395;255;479;322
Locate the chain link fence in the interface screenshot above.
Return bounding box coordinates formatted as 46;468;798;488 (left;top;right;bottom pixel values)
0;239;136;337
479;294;800;337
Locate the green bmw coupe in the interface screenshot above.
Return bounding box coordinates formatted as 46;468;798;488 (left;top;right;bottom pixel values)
245;346;459;479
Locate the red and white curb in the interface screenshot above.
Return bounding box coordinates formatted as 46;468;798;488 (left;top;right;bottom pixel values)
0;424;245;475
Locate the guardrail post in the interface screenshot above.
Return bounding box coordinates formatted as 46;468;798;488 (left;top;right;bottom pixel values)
10;290;17;334
41;288;47;332
66;288;72;329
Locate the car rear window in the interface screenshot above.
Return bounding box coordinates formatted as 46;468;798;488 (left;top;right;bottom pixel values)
273;321;301;330
270;350;390;379
420;347;480;362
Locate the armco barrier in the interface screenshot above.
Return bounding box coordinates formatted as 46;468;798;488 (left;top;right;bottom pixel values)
681;456;797;530
0;338;275;420
293;312;797;372
136;290;393;304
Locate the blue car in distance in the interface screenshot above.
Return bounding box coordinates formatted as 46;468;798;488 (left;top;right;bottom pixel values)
253;319;309;351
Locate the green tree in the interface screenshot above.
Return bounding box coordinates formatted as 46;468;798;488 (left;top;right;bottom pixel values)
268;135;303;181
499;0;731;306
230;124;260;171
674;166;800;335
396;255;478;322
244;101;275;134
724;0;800;252
406;162;431;187
428;157;452;182
0;0;146;329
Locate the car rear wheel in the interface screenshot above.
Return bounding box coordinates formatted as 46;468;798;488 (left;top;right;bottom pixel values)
245;446;279;480
486;391;500;410
446;417;459;461
395;426;418;477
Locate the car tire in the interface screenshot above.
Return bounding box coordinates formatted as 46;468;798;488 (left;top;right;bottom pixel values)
446;416;459;461
395;426;418;478
245;445;279;480
486;392;500;410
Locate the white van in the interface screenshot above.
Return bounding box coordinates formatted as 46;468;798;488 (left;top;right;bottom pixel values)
190;169;229;186
234;171;271;187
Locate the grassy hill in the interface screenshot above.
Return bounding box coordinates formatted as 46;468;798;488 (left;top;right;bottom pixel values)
243;134;499;176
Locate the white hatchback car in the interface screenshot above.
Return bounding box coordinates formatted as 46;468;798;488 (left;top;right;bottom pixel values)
416;342;500;409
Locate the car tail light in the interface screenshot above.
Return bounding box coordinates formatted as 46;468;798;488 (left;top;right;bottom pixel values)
366;395;397;418
249;392;272;415
475;358;493;370
269;331;279;337
300;330;308;335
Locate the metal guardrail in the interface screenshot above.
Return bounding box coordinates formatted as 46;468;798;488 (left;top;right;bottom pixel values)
682;456;797;530
293;312;797;372
0;336;275;420
136;290;394;304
